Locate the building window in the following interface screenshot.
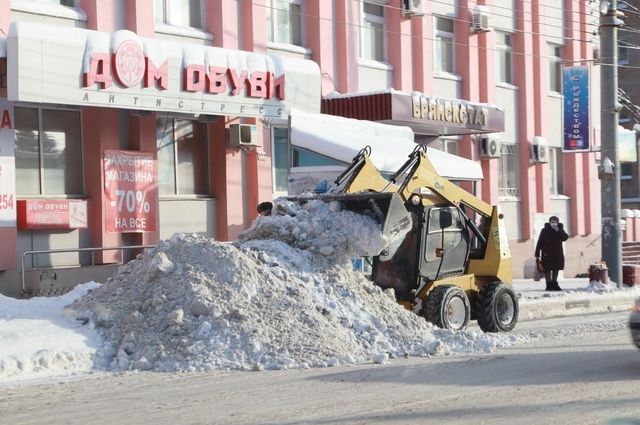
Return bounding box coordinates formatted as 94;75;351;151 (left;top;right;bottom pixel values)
549;148;564;195
14;107;83;196
272;127;347;194
266;0;303;46
548;43;563;93
154;0;203;29
498;143;519;198
272;127;289;193
496;31;513;84
156;118;209;196
443;139;458;156
293;147;346;167
435;16;455;74
360;1;386;61
619;40;630;65
621;163;633;180
619;111;631;128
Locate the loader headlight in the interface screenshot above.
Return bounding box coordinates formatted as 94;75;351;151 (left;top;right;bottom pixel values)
411;195;421;205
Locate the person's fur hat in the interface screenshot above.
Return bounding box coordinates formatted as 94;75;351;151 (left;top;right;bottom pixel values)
257;201;273;214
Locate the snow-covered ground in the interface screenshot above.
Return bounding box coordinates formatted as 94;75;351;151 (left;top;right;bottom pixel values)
0;200;636;384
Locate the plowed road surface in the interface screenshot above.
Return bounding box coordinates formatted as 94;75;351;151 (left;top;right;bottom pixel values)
2;312;639;425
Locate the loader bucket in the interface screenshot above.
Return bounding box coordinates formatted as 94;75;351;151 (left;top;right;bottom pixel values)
289;192;412;257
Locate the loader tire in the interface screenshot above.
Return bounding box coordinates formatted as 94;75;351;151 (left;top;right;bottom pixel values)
424;285;470;331
476;283;519;333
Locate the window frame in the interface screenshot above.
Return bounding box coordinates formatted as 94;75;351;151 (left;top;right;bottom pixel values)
156;117;210;197
549;147;565;195
154;0;204;30
434;16;455;75
619;40;630;66
266;0;304;47
621;163;634;181
14;105;84;197
548;43;563;93
495;31;513;84
360;1;387;62
271;126;290;195
498;143;520;199
271;126;349;195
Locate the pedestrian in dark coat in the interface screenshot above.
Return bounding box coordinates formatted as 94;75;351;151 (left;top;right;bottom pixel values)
535;216;569;291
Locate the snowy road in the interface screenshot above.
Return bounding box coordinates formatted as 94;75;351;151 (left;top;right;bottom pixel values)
2;311;640;425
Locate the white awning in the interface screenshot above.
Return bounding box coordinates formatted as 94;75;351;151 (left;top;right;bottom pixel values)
289;109;484;180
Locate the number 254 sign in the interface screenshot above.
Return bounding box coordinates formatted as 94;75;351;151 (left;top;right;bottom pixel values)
0;194;14;210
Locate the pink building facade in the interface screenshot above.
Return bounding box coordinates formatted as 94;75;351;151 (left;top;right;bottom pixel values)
0;0;605;296
307;0;603;279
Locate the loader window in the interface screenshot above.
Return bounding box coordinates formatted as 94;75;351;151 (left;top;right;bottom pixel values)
459;204;490;259
422;207;469;280
425;208;463;262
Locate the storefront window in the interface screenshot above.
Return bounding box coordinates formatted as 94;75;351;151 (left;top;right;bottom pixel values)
360;1;386;61
266;0;303;46
435;16;455;74
498;143;519;198
272;127;346;194
14;107;83;196
154;0;203;29
156;118;209;196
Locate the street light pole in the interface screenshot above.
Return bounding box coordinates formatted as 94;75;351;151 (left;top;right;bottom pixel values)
600;0;623;288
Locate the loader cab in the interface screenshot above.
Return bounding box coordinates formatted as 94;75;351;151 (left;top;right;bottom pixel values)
419;206;470;281
370;203;472;300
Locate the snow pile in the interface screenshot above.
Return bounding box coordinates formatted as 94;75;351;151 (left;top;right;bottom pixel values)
238;199;388;258
71;200;518;372
0;283;105;382
585;280;617;292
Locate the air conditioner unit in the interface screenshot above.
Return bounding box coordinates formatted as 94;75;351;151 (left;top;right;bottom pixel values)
480;137;501;158
403;0;425;16
471;5;490;33
531;136;549;163
228;124;258;148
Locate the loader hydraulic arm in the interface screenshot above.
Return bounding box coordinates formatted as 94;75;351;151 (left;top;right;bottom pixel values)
329;146;395;194
393;145;494;218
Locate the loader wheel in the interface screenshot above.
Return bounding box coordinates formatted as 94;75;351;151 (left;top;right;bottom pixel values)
424;285;470;331
476;283;519;333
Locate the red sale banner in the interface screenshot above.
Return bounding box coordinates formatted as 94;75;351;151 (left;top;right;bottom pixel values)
104;150;157;233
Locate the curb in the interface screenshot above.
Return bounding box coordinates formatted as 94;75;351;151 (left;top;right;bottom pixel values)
518;291;636;321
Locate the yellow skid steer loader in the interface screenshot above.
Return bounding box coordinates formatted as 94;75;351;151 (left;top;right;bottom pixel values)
290;145;517;333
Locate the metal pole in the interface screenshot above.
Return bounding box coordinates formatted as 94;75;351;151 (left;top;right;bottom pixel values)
600;0;623;288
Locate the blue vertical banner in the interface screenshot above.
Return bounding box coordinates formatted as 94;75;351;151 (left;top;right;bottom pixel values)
563;66;590;152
